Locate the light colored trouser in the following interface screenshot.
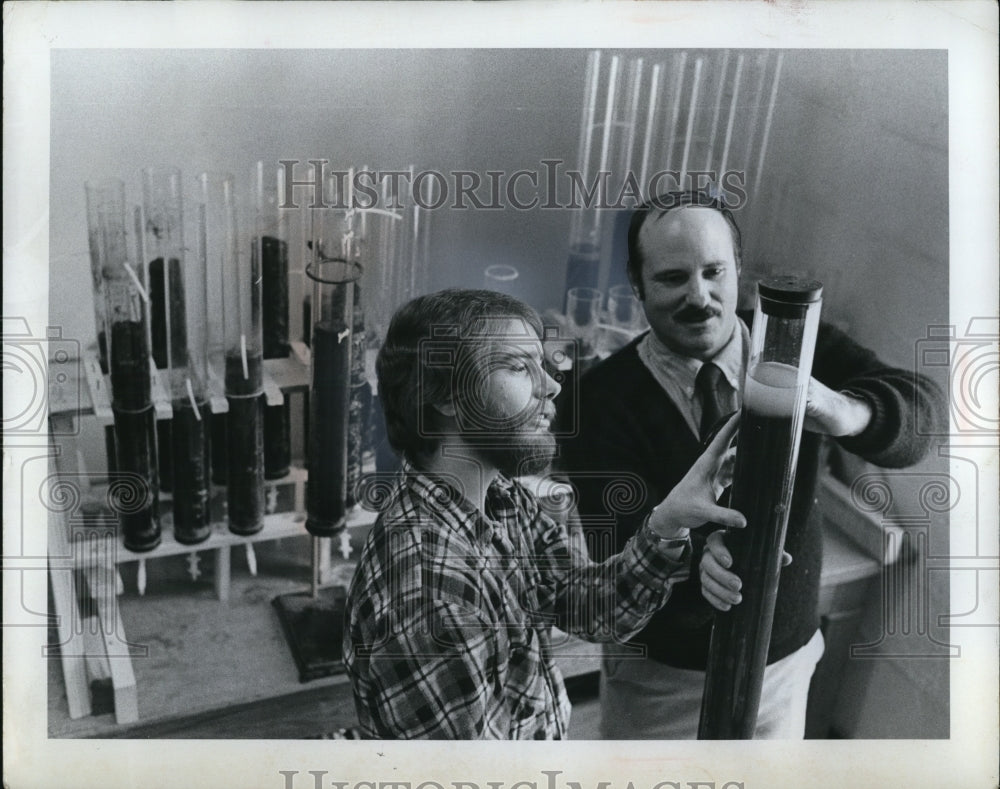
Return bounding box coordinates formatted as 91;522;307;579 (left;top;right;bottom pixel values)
599;629;825;739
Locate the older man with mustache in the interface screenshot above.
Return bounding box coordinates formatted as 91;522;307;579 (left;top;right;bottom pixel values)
557;190;943;739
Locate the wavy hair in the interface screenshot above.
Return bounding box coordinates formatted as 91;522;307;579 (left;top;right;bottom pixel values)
376;288;543;468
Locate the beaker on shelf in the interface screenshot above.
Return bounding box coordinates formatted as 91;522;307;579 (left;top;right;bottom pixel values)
565;286;603;370
483;264;520;298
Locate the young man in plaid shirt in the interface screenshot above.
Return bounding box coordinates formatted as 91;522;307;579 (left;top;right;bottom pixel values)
344;288;743;739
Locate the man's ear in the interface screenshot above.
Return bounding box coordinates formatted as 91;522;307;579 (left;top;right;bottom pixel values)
626;265;644;301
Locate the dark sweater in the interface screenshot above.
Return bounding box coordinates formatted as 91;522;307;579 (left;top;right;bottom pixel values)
556;317;943;669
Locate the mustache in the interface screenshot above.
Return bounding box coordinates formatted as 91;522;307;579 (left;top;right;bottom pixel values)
674;305;721;323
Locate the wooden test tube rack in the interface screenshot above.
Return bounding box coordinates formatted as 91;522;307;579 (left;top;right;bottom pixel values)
47;342;377;725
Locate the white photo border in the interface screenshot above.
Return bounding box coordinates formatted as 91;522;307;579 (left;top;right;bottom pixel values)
3;2;997;788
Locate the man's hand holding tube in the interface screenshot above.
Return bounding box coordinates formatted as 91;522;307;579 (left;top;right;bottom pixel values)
804;377;873;437
700;531;794;611
691;381;847;612
641;410;791;611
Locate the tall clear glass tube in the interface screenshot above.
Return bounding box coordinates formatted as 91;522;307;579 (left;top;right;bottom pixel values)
605;57;648;294
254;161;291;361
345;173;371;506
363;174;398;344
85;178;126;374
198;174;233;400
361;173;404;474
198;174;232;486
156;172;213;547
566;52;642;303
142;168;188;372
102;186;160;552
699;276;823;739
565;51;612;301
306;180;360;537
221;173;265;535
253;161;292;480
406;168;433;307
142;167;187;496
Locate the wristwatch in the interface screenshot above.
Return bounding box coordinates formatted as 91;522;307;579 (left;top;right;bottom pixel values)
643;510;691;550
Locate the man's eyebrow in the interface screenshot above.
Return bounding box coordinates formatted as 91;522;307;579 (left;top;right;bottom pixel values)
651;268;687;277
653;260;729;273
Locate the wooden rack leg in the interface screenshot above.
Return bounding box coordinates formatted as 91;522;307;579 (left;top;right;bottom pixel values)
81;585;112;686
46;422;92;720
83;627;112;686
47;559;93;720
80;564;139;725
214;546;231;602
318;536;331;585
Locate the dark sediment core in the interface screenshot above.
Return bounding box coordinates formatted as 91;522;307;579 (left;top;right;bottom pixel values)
109;320;151;410
306;320;350;536
111;405;161;552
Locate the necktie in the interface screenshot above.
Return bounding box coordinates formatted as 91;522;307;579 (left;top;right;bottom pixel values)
695;362;727;443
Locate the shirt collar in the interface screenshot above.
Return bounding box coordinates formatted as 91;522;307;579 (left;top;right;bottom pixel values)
709;319;750;391
402;465;514;547
642;319;748;400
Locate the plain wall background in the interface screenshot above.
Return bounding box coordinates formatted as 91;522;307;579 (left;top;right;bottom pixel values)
50;48;948;363
49;47;950;737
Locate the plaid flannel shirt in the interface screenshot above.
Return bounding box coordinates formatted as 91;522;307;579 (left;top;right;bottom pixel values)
343;470;691;739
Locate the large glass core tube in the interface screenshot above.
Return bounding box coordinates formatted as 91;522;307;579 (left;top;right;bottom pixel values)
698;276;822;740
305;187;360;537
102;198;161;552
221;173;265;535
